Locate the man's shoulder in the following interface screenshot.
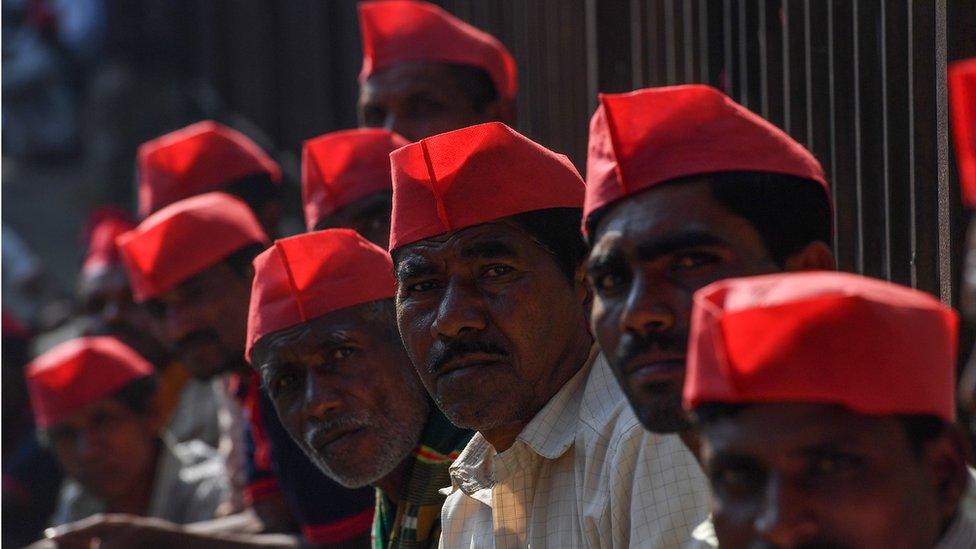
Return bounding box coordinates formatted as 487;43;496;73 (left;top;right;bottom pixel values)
576;353;643;449
171;439;226;485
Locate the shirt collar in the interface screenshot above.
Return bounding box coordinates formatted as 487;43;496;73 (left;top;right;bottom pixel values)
445;345;600;497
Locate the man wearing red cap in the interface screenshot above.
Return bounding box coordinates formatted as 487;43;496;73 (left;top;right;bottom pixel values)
583;85;834;441
48;193;376;548
389;122;709;547
357;0;516;141
77;208;220;447
26;337;228;531
302;128;409;247
684;271;975;548
137;120;283;237
246;229;473;548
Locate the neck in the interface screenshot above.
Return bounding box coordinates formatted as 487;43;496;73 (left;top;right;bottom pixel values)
374;457;413;502
482;329;594;452
105;438;160;515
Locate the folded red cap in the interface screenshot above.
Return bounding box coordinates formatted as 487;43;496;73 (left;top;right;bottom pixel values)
684;271;959;422
358;0;517;100
389;122;584;251
26;336;154;428
245;229;396;362
950;58;976;208
301;129;409;231
584;85;829;233
117;192;270;303
81;208;135;274
137;120;282;217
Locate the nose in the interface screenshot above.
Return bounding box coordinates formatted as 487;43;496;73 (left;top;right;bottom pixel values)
303;370;343;422
618;277;676;337
76;429;101;461
431;278;488;339
755;475;820;546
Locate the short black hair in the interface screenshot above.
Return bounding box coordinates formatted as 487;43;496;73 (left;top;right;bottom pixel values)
223;242;267;278
445;63;499;113
509;207;589;280
224;172;281;216
693;403;949;458
586;171;832;267
111;374;159;416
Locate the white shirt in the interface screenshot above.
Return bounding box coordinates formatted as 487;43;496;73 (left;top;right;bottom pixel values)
52;436;229;525
439;350;710;548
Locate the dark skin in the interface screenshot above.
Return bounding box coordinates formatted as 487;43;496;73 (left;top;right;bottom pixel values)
358;61;514;141
394;219;593;452
701;403;969;548
47;397;162;516
587;179;834;440
143;261;253;380
77;265;170;367
958;217;976;414
251;302;429;500
312;191;393;248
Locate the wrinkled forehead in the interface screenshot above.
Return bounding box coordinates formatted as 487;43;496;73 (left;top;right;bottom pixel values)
393;220;540;275
254;303;389;365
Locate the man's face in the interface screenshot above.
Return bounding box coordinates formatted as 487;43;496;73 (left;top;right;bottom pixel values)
587;180;780;433
78;266;168;365
252;302;428;488
144;261;252;379
701;403;958;549
47;397;159;502
358;61;496;141
313;191;392;248
394;220;590;434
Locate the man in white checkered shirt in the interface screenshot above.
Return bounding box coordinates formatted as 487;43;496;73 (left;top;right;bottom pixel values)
388;122;711;548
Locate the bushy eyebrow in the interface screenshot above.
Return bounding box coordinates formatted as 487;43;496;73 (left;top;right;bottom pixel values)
634;230;729;262
395;256;438;281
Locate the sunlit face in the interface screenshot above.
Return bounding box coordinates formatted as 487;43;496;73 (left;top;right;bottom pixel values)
313;191;392;248
144;261;252;379
77;265;169;365
47;397;159;502
252;302;428;488
394;220;591;434
700;403;962;549
587;180;778;433
358;61;497;141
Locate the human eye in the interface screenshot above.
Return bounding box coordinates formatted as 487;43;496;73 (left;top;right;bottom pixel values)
710;462;765;499
481;264;515;279
331;346;355;361
806;452;863;482
588;265;630;294
267;369;303;399
404;279;442;294
671;250;722;271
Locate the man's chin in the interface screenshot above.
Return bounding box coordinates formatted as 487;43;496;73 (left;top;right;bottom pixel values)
630;396;692;434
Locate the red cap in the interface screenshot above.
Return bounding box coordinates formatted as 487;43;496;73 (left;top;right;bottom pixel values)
301;129;409;231
81;208;135;274
584;85;829;232
684;271;959;422
137;120;282;217
358;0;517;100
389;122;584;251
950;58;976;208
26;336;154;428
245;229;396;362
117;192;270;303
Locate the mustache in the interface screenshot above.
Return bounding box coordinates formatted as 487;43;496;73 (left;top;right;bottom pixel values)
427;339;510;373
174;329;221;353
614;330;689;367
305;413;371;445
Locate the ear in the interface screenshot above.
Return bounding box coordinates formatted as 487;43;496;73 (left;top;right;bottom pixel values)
575;261;594;324
783;241;835;271
920;426;970;522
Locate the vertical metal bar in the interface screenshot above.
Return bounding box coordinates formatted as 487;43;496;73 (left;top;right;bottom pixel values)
827;0;838;253
684;0;694;82
881;1;892;280
758;0;768;117
665;0;676;84
738;0;748;104
783;0;791;133
723;0;734;94
934;0;951;303
631;0;644;88
804;0;813;148
699;0;709;82
853;0;864;274
908;0;917;287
